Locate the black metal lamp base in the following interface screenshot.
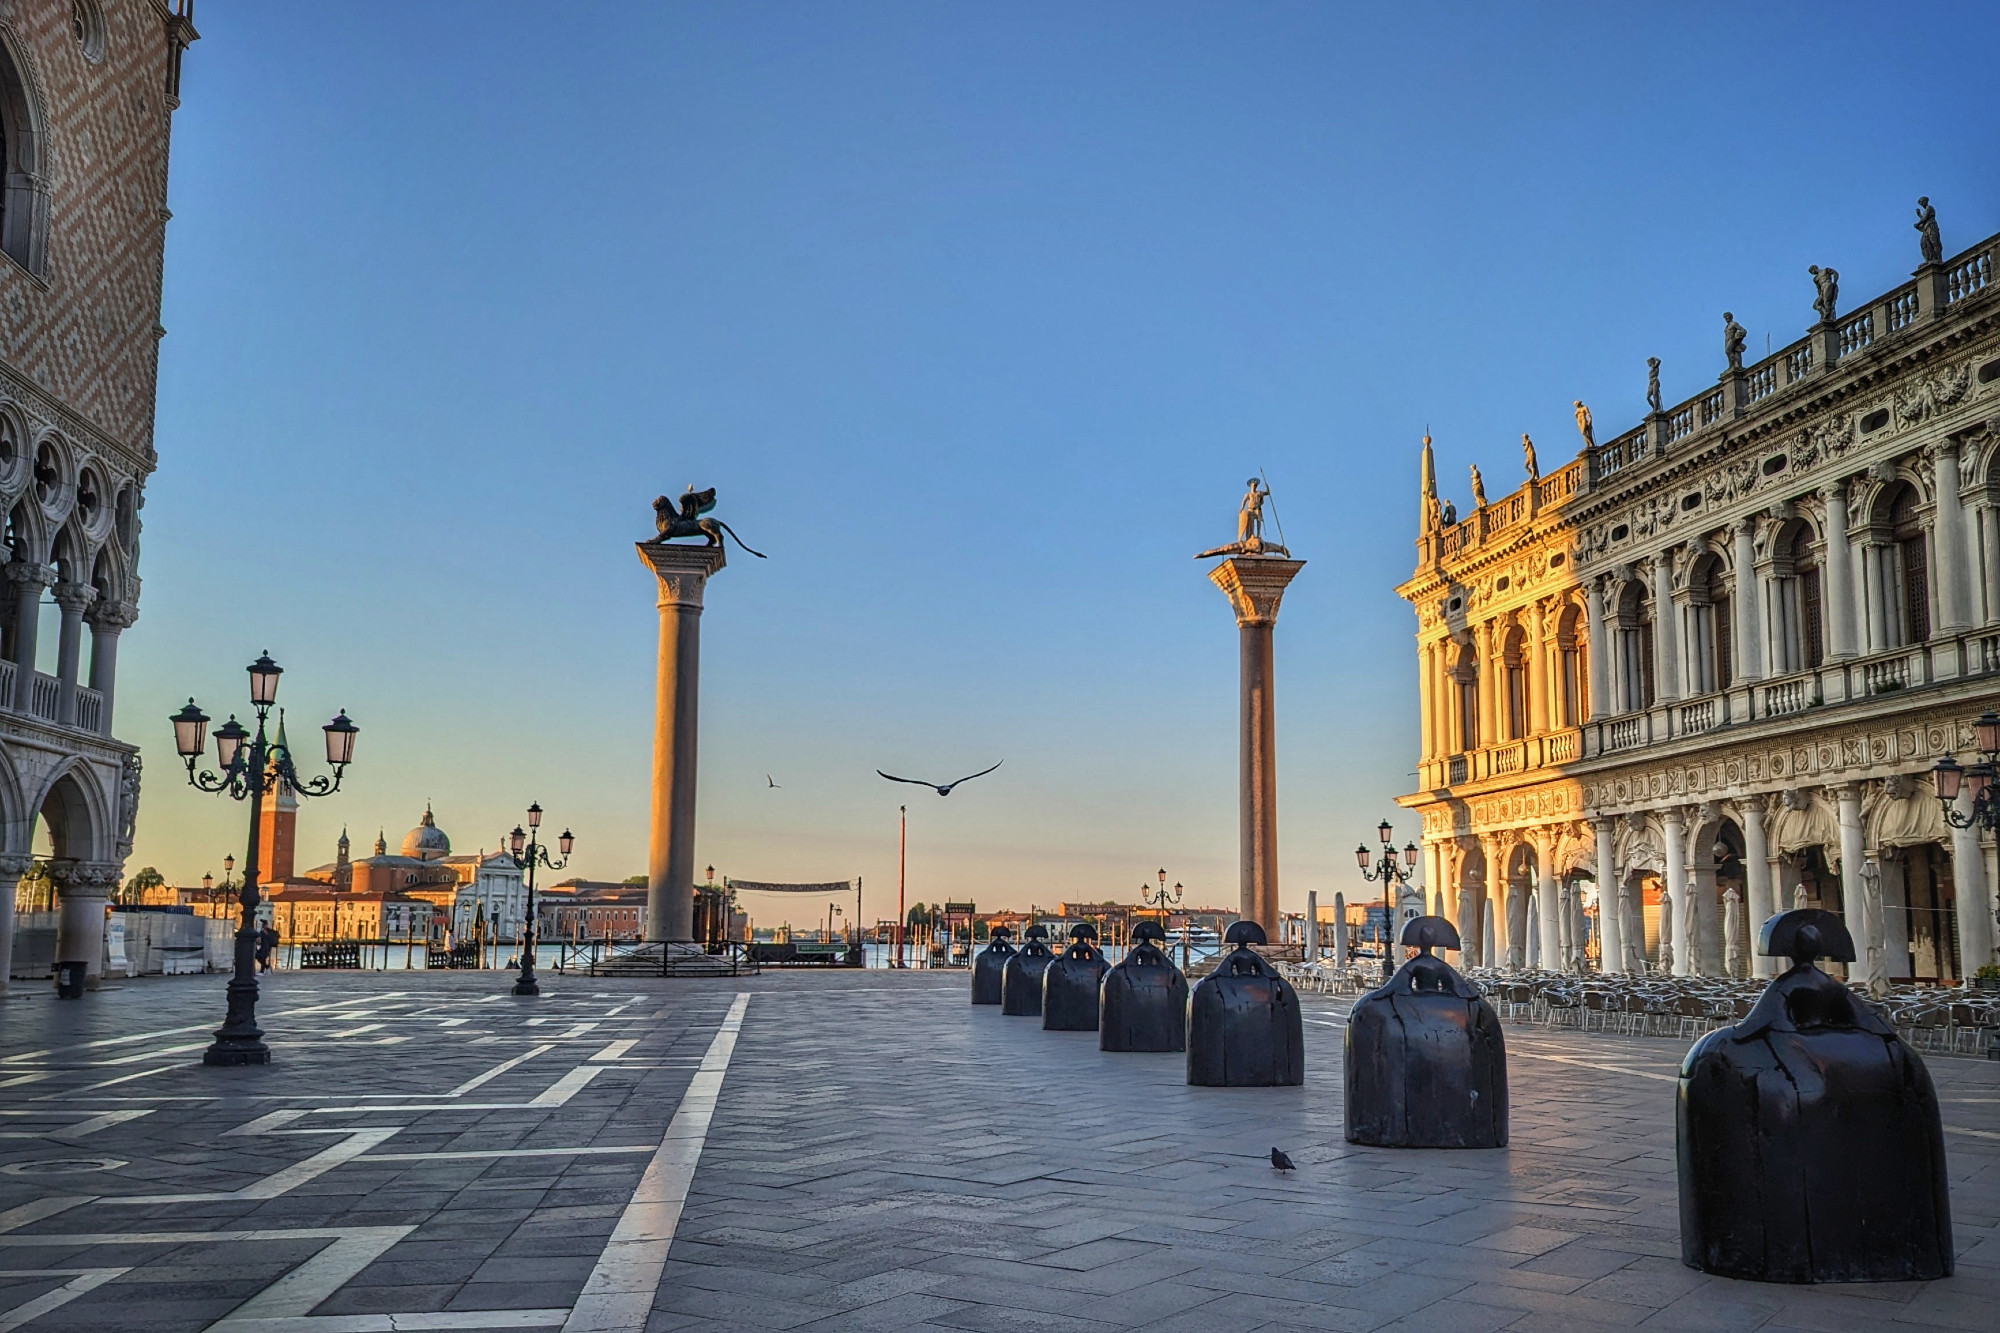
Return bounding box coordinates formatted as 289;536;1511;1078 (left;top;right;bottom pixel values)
512;975;540;996
203;1036;271;1066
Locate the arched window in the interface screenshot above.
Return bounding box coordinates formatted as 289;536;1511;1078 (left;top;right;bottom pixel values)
1554;602;1586;727
0;34;47;275
1501;622;1527;740
1890;485;1931;645
1770;521;1823;672
1686;553;1731;695
1616;581;1655;712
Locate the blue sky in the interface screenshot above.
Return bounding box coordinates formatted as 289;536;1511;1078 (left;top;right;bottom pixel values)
127;1;2000;924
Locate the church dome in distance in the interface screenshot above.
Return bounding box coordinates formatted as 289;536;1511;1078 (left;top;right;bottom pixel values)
401;804;451;861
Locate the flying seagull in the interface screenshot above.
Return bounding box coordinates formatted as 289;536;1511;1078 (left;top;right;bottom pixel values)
766;775;781;788
875;761;1003;796
1270;1148;1295;1171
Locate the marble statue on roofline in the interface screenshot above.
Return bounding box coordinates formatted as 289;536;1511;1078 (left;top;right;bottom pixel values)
1916;196;1943;265
1810;265;1840;326
1722;312;1748;372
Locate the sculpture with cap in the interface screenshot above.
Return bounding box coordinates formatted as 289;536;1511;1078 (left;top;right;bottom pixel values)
971;925;1015;1005
1186;920;1304;1087
1042;923;1110;1032
1345;916;1508;1148
1000;924;1056;1018
1100;921;1190;1053
1677;908;1951;1283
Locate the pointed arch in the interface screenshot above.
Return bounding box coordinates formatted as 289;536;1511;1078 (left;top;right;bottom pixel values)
0;20;49;276
32;758;110;862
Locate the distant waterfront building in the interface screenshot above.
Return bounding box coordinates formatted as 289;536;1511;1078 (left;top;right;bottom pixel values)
1398;203;2000;985
0;2;199;990
539;879;647;941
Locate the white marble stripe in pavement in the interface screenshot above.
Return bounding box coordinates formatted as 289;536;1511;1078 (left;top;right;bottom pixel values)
0;1267;130;1332
562;991;750;1333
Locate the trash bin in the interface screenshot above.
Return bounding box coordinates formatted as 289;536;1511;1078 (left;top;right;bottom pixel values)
1000;925;1055;1017
54;959;87;999
1678;909;1952;1282
1187;921;1303;1086
1345;916;1506;1148
1042;924;1109;1031
971;927;1016;1005
1100;921;1188;1053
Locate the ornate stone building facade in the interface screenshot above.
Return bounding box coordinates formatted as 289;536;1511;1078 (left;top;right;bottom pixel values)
1399;203;2000;988
0;2;195;989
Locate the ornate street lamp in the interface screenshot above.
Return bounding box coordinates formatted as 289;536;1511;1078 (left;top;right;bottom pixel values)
507;802;573;996
171;652;357;1065
1356;819;1420;982
1933;712;2000;949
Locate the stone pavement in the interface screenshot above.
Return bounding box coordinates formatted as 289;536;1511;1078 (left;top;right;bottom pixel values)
0;968;1994;1332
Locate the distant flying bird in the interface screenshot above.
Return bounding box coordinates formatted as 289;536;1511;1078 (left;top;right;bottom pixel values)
875;761;1003;796
766;775;780;788
1270;1148;1295;1171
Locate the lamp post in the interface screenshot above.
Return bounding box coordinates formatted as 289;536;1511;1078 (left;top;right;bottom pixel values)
508;802;574;997
1355;819;1420;983
1931;712;2000;949
1141;867;1182;927
170;652;357;1066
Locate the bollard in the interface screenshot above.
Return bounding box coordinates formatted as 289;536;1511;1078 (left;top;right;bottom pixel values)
1678;909;1952;1282
971;926;1016;1005
1345;916;1506;1148
1187;921;1303;1086
1000;924;1056;1017
1100;921;1188;1052
1042;924;1109;1031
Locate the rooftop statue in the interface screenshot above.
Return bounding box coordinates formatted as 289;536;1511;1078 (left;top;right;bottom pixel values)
1647;357;1663;413
1522;433;1539;480
1196;477;1289;558
1469;463;1487;508
1916;195;1943;265
1722;312;1748;372
651;486;767;558
1810;265;1840;326
1572;402;1594;449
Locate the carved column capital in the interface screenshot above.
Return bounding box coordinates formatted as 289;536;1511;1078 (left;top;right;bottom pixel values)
85;599;137;631
0;853;33;878
636;540;727;611
3;561;55;591
1206;556;1305;627
51;581;97;615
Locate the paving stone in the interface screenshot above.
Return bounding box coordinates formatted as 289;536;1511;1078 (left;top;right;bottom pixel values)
0;969;1993;1333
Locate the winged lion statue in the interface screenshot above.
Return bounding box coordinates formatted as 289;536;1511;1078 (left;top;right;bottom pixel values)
652;487;767;558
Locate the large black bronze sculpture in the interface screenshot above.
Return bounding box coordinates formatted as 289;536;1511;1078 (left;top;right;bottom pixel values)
1187;921;1303;1086
1000;924;1056;1017
1678;909;1952;1283
971;926;1016;1005
1101;921;1189;1053
1345;916;1506;1148
1042;923;1110;1031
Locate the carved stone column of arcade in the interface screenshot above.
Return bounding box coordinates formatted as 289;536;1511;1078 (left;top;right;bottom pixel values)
1732;518;1763;684
1207;555;1305;938
1951;789;1995;978
1689;802;1723;976
1742;796;1777;979
6;562;55;713
1585;577;1610;722
0;853;27;995
1934;437;1974;637
1532;829;1561;971
1593;816;1624;974
1651;554;1681;703
51;581;96;727
1662;805;1688;975
1527;602;1549;736
51;860;119;986
1474;618;1497;749
1834;782;1870;985
85;601;135;737
636;540;728;946
1822;481;1858;659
